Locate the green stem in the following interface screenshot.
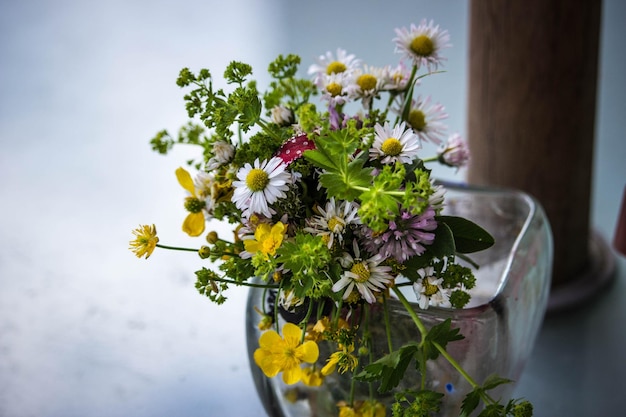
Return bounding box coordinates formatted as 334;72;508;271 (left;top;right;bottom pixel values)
256;118;283;142
432;342;479;390
209;275;279;290
421;156;439;163
382;294;394;354
391;287;427;336
392;287;483;392
156;244;198;252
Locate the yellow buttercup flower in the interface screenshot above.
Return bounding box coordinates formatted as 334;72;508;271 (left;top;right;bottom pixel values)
301;366;324;387
321;344;358;376
176;167;206;237
243;222;286;259
253;323;319;385
129;224;159;259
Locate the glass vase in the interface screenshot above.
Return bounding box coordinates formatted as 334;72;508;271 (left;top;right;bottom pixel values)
245;181;553;417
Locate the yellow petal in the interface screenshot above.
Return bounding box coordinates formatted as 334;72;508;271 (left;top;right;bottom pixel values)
243;239;261;254
321;354;338;376
253;349;281;377
301;367;323;387
254;223;271;241
176;167;197;196
282;365;302;385
258;329;282;349
282;323;304;342
182;212;205;237
297;341;319;364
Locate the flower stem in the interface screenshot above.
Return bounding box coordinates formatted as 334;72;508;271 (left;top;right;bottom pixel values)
392;287;482;391
156;243;198;252
432;342;479;390
391;286;427;336
382;294;394;354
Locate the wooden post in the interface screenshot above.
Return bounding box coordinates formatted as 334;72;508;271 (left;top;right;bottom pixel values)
466;0;609;303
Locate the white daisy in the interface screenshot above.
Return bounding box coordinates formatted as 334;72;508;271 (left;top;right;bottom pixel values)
193;171;218;214
308;48;361;85
393;19;451;72
332;240;393;304
412;267;451;309
438;133;470;168
270;105;294;126
346;65;388;109
428;182;446;213
304;198;360;249
369;121;421;164
403;95;448;144
206;141;235;170
319;72;352;107
380;62;413;92
232;157;291;218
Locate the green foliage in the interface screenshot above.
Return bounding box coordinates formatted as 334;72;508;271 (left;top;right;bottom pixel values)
223;61;253;85
437;215;495;254
355;343;420;393
195;267;228;304
461;375;515;417
421;318;464;361
275;233;332;299
391;390;444;417
150;129;174;154
304;128;373;201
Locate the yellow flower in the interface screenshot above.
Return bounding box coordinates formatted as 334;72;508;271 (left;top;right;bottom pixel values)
129;224;159;259
321;344;358;376
243;222;286;259
301;366;324;387
176;167;206;237
253;323;319;385
338;404;358;417
358;400;386;417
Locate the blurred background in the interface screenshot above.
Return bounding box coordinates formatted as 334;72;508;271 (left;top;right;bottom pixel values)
0;1;624;416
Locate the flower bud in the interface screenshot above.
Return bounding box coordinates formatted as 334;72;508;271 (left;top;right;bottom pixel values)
206;231;218;244
198;246;211;259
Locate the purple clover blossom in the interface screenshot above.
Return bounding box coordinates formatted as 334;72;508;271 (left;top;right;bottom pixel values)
364;207;437;262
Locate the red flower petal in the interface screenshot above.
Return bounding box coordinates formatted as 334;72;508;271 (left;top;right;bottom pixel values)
275;134;316;165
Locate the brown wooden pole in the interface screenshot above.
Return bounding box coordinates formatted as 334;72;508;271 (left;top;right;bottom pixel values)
466;0;602;289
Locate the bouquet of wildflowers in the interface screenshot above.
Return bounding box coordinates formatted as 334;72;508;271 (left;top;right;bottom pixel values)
130;20;533;417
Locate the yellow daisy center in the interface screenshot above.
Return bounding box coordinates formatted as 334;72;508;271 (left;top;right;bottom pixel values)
422;278;439;296
356;74;377;91
327;216;344;233
381;138;403;156
410;35;435;57
408;109;426;131
246;168;270;192
326;61;347;75
326;82;342;97
345;290;361;304
350;262;371;283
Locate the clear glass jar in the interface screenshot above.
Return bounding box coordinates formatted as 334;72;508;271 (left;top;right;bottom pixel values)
245;182;553;417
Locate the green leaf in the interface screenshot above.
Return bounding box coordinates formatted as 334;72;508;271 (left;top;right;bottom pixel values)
460;388;482;417
436;215;495;254
482;374;513;391
422;318;464;361
355;343;420;393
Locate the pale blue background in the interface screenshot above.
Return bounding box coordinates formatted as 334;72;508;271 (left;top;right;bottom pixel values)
0;1;624;416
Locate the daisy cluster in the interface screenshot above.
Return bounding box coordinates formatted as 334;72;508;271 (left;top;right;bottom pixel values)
131;20;506;416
